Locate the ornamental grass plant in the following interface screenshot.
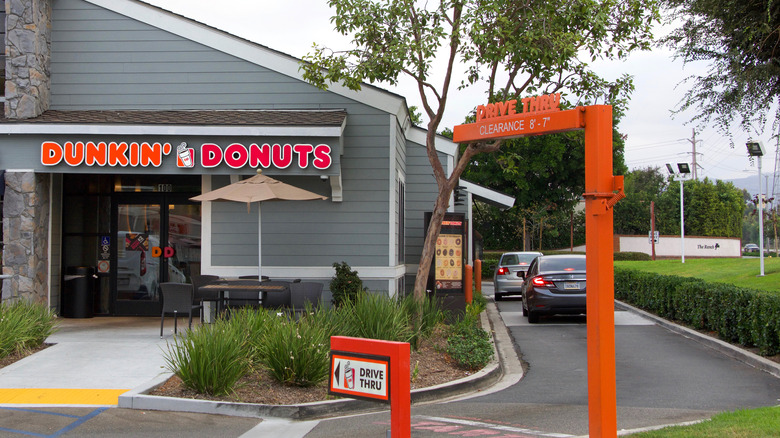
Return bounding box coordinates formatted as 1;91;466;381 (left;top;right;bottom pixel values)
163;319;249;396
253;312;331;387
0;300;58;359
163;290;475;394
340;293;414;343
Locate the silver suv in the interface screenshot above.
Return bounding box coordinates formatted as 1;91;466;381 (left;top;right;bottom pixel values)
492;251;542;301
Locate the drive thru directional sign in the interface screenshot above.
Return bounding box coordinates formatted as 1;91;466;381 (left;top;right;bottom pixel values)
329;351;390;402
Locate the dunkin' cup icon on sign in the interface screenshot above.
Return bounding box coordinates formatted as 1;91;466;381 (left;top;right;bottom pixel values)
345;361;355;389
177;142;194;168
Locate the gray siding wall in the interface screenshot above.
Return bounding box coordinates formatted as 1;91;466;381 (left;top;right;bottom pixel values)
405;140;446;267
50;0;394;269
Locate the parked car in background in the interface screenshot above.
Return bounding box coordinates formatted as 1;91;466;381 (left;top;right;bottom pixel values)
493;251;542;301
521;254;586;323
743;243;759;253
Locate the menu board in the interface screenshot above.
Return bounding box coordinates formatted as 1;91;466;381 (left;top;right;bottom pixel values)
435;234;463;281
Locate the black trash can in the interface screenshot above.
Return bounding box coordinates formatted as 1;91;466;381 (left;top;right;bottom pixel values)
61;266;95;318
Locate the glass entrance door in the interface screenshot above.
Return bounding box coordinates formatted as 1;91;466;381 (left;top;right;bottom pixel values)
113;194;201;316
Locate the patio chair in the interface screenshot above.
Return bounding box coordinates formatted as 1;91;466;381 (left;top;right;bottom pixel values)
191;274;220;320
222;279;266;309
160;282;198;337
290;282;324;318
261;281;292;310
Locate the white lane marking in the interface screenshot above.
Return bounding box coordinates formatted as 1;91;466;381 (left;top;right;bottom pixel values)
416;415;574;437
501;311;654;327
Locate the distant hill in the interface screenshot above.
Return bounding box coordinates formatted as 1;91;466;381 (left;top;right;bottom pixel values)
724;176;759;196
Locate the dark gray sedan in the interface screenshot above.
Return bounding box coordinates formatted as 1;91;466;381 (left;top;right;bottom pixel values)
521;254;586;323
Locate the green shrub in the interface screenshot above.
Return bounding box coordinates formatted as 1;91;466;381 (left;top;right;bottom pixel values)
480;253;501;278
0;300;58;358
254;315;330;387
330;262;368;307
614;251;652;261
163;319;249;396
446;322;493;371
615;268;780;356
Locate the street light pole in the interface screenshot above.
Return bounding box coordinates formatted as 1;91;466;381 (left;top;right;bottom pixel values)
759;155;765;276
668;163;691;264
747;141;766;277
680;177;685;263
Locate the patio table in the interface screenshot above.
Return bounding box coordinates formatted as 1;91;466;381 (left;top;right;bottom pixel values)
199;281;287;316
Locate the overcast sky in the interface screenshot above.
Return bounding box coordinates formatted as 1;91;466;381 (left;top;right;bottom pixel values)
141;0;774;185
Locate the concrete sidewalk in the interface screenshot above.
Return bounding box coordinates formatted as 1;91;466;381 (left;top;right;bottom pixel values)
0;316;182;405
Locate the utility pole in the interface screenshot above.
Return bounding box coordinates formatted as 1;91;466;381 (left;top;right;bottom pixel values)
687;128;702;180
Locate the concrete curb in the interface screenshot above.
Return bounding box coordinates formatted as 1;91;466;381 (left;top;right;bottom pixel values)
616;300;780;379
119;303;506;420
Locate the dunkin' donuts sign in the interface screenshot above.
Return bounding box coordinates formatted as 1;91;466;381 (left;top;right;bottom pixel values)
40;141;333;170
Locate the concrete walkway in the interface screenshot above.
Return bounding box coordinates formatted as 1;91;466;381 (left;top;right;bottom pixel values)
0;316;183;405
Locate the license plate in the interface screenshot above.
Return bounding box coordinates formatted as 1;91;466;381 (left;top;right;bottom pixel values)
564;281;579;290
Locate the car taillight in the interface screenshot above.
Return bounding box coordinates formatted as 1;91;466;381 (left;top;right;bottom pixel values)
531;276;554;287
497;267;509;276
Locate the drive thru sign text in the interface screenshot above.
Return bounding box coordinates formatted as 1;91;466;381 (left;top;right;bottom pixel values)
329;352;390;401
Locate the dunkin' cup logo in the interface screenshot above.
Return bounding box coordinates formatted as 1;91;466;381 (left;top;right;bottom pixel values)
177;142;194;168
345;361;355;389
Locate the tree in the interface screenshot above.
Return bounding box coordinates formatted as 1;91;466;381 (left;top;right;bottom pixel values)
463;119;627;250
302;0;659;299
614;168;744;238
613;167;668;235
663;0;780;137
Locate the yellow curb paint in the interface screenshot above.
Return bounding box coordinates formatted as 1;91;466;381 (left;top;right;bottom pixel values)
0;389;128;405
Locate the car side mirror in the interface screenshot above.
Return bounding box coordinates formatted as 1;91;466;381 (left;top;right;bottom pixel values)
518;271;526;279
489;265;496;271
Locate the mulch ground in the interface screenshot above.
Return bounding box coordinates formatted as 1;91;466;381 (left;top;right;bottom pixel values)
150;327;475;405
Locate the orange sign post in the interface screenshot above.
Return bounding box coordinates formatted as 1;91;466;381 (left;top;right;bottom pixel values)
454;101;622;437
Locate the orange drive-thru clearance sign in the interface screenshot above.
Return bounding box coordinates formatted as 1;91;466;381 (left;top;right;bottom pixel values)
454;96;623;438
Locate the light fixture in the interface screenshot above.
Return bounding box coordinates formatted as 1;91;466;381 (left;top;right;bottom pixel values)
677;163;691;174
665;163;675;175
746;140;765;157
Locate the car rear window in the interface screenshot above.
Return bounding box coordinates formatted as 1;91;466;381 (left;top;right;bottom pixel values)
500;254;519;265
501;253;539;265
540;257;586;272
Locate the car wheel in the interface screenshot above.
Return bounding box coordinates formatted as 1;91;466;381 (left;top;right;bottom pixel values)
527;310;540;324
522;302;528;316
494;292;503;301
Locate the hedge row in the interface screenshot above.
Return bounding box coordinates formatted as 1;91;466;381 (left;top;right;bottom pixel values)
615;268;780;356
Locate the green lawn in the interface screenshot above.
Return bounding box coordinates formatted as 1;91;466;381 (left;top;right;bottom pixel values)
629;406;780;437
614;257;780;293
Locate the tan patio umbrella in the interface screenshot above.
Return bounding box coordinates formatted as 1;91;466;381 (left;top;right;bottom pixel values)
190;169;328;278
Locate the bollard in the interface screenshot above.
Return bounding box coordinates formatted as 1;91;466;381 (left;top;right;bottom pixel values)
465;265;473;304
474;259;482;293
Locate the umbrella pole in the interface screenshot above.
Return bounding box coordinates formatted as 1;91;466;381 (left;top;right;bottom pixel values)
257;202;263;281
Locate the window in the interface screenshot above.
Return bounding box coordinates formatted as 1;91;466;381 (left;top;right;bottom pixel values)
397;179;405;264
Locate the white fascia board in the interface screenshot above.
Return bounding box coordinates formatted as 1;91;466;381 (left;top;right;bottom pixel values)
460;179;515;209
88;0;408;122
0;124;343;137
407;126;457;157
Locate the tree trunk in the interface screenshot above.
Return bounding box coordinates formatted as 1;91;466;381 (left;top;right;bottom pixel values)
413;189;452;300
523;218;527;251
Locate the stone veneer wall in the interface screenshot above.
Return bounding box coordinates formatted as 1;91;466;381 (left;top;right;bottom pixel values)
2;172;49;303
5;0;51;119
